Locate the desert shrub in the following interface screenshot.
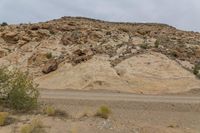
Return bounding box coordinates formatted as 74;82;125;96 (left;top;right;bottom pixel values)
45;52;52;59
1;22;8;26
43;106;55;116
0;68;11;100
140;43;148;49
20;119;45;133
155;39;160;48
43;106;68;117
8;70;39;110
193;62;200;78
49;30;56;35
170;51;178;58
168;123;179;128
53;109;68;117
119;28;129;33
0;112;9;126
95;106;111;119
0;68;39;111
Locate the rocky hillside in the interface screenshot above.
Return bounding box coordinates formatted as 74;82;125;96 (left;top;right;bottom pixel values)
0;17;200;94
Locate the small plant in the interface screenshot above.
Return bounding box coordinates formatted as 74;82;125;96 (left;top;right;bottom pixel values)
140;43;148;49
20;119;45;133
7;70;39;111
46;52;52;59
43;106;68;117
0;67;11;100
155;40;160;48
1;22;8;26
168;123;179;128
193;62;200;79
49;30;55;35
46;52;53;59
95;106;111;119
54;109;68;117
119;28;129;33
0;112;9;126
170;51;178;58
43;106;55;116
0;68;39;111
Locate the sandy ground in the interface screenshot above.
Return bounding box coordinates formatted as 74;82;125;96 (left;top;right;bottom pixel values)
1;90;200;133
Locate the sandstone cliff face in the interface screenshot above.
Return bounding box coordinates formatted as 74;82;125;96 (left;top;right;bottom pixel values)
36;53;200;94
0;17;200;94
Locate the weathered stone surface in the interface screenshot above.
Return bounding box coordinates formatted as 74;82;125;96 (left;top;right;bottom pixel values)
0;17;200;94
131;37;144;45
0;49;7;58
2;32;18;44
71;49;94;65
42;59;58;74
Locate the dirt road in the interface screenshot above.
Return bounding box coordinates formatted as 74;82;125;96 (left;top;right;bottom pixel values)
2;90;200;133
39;90;200;133
40;90;200;104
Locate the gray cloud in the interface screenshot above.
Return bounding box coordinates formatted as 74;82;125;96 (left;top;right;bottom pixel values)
0;0;200;31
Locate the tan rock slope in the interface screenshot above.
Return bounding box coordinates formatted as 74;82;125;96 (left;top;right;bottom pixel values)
0;17;200;94
36;53;200;94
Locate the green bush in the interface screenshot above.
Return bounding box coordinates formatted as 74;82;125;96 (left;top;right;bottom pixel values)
155;40;160;48
0;68;11;99
0;112;9;126
20;119;45;133
95;106;111;119
43;106;68;117
1;22;8;26
0;68;39;111
194;62;200;79
140;43;148;49
45;52;52;59
43;106;55;116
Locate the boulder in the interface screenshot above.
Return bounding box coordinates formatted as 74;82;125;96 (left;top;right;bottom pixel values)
131;37;144;45
0;49;7;58
71;49;94;65
42;59;58;74
2;32;19;44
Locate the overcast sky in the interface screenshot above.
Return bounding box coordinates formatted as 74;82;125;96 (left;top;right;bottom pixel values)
0;0;200;31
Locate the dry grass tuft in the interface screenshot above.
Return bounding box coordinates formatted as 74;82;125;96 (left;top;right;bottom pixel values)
20;119;45;133
95;106;111;119
43;106;68;117
0;112;9;126
43;106;55;116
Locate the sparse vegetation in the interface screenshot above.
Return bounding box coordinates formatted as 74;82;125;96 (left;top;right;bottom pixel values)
155;39;160;48
140;43;148;49
43;106;55;116
119;27;129;33
1;22;8;26
168;123;179;128
193;62;200;78
95;106;111;119
0;67;11;100
46;52;53;59
170;51;178;58
20;119;45;133
54;109;68;117
0;112;9;126
43;106;68;117
0;67;39;111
